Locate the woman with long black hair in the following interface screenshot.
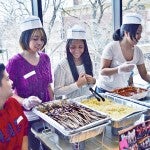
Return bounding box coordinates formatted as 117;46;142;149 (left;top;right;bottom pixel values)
96;13;150;92
54;24;96;99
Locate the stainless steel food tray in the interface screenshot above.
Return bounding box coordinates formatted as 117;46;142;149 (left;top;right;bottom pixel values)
107;92;150;108
32;100;110;138
72;94;148;128
67;121;109;143
111;87;149;100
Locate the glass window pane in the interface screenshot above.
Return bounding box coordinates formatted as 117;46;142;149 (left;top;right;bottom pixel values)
0;0;32;64
1;0;113;79
42;0;113;78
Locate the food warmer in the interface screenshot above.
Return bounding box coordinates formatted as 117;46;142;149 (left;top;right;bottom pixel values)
32;99;110;143
108;86;150;108
72;94;148;129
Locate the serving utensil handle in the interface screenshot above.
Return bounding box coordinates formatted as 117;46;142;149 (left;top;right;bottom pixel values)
89;87;105;102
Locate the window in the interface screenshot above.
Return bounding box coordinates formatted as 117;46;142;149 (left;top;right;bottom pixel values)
42;0;113;78
0;0;32;64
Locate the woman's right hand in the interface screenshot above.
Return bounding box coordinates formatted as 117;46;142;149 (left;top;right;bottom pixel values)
22;96;42;110
76;73;87;87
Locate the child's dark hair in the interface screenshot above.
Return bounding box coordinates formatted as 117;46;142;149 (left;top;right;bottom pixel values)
0;63;5;86
19;28;47;50
113;24;140;41
66;39;93;81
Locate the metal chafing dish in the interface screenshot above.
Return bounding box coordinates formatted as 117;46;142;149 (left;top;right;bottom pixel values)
107;92;150;108
32;99;110;143
72;94;148;128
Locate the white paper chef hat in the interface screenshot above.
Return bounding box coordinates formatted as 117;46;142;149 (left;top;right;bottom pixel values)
67;24;86;39
123;13;142;24
20;15;43;32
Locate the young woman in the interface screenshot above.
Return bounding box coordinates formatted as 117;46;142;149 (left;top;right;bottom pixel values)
54;24;96;150
6;16;53;150
96;13;150;92
54;24;96;99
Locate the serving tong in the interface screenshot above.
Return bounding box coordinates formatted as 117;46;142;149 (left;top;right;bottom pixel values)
89;87;105;102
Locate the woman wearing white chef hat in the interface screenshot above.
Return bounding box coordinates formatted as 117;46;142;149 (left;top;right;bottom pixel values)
54;24;96;99
54;25;96;149
96;12;150;92
6;15;54;150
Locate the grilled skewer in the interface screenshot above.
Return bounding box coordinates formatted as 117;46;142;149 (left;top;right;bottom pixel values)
39;103;51;115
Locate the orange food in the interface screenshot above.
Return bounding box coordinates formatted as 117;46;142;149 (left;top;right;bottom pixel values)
112;86;147;97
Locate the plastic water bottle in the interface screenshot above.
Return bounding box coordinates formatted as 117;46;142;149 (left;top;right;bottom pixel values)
49;132;59;144
72;141;85;150
39;141;44;150
42;128;59;144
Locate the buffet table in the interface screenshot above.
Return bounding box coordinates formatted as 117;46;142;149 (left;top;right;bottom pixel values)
31;93;149;149
31;125;119;150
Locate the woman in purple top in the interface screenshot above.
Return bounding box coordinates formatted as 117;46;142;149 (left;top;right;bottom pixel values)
6;16;53;150
7;52;53;102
